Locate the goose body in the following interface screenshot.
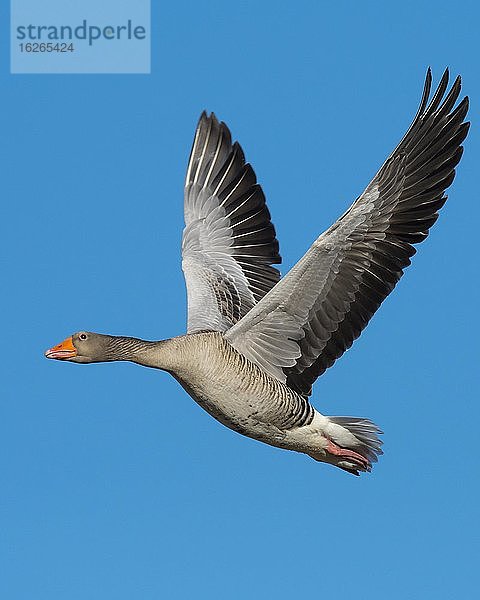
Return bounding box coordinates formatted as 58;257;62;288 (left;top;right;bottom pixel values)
46;70;469;475
163;332;316;445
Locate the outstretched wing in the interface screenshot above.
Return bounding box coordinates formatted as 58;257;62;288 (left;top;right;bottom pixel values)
182;112;281;333
225;69;469;395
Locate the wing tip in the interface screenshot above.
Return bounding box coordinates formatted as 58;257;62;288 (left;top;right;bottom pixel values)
197;110;222;129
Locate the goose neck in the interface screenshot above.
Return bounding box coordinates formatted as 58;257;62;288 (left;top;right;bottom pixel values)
107;336;176;371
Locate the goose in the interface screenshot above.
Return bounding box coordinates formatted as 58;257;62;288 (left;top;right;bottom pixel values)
46;69;469;475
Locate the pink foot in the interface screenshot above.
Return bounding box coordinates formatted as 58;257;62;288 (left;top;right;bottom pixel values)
326;439;371;471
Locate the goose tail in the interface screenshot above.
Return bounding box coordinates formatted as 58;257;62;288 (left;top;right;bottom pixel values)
307;414;383;475
326;416;384;475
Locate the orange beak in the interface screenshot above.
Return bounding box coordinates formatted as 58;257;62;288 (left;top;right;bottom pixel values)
45;336;77;360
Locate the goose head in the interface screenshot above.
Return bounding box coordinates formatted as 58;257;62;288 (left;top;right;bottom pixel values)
45;331;112;364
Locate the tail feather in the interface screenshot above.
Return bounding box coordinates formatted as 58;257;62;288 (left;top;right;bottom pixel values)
328;416;384;465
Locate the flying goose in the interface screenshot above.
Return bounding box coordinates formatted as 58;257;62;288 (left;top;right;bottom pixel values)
46;69;469;475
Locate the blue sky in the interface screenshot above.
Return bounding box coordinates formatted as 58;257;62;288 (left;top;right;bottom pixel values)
2;1;479;598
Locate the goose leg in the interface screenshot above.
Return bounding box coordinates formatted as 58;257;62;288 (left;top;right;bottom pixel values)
326;439;371;472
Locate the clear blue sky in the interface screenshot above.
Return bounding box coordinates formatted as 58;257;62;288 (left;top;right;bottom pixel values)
2;1;479;598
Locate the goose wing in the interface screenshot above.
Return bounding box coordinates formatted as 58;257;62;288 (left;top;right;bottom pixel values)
225;69;469;395
182;112;281;333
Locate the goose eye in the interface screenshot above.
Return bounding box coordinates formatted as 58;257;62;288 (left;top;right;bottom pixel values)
79;333;87;341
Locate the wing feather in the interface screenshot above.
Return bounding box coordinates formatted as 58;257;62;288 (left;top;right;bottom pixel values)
182;113;281;333
225;70;469;397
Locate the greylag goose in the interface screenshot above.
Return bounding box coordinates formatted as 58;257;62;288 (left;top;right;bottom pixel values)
46;69;469;475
